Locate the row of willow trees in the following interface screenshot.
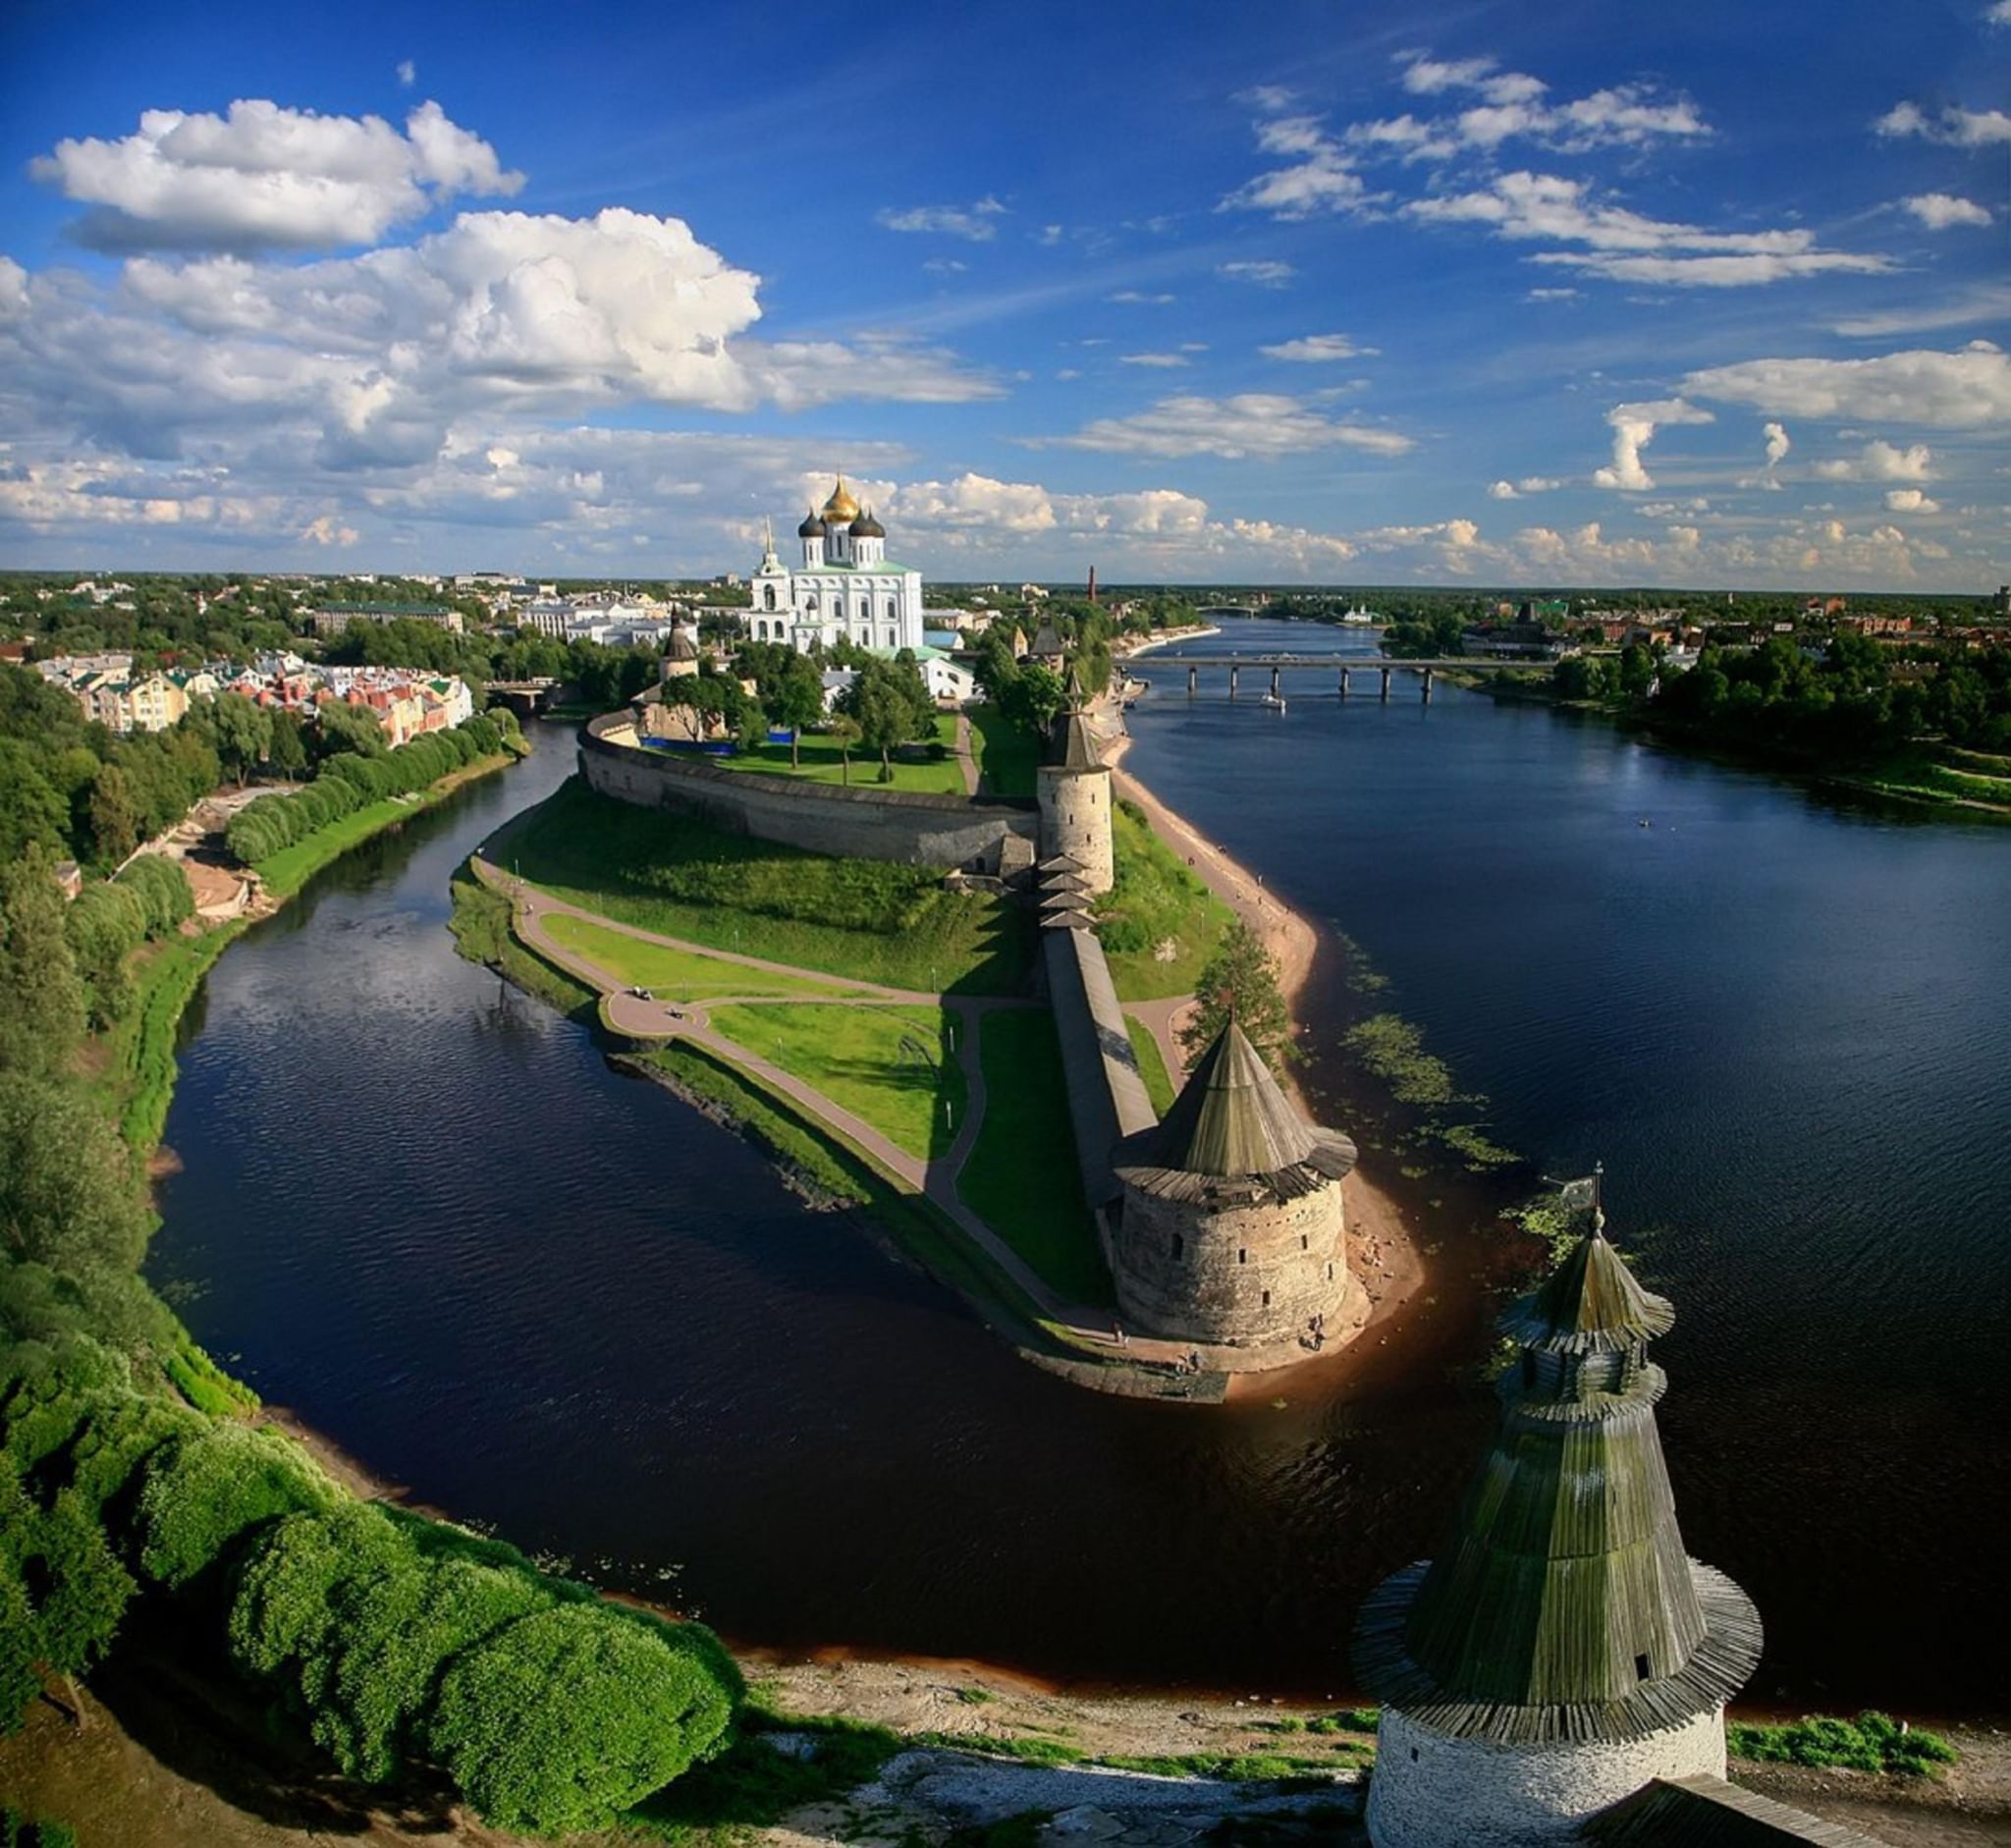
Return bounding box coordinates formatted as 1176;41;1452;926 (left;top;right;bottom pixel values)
0;728;746;1834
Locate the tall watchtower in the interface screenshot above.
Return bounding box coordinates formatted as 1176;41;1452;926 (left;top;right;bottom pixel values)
1036;671;1114;895
1107;1019;1357;1347
1352;1217;1763;1847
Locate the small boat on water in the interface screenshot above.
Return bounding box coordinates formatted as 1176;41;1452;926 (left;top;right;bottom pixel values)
1261;692;1287;712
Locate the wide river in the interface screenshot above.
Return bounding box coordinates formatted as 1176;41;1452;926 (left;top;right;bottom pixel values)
150;624;2010;1713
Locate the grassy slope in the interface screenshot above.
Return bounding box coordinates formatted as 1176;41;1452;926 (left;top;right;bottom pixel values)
707;713;963;793
707;1003;965;1161
1099;800;1235;1003
507;777;1031;995
957;1008;1112;1305
447;866;599;1018
540;912;867;1000
1125;1013;1177;1114
966;703;1038;798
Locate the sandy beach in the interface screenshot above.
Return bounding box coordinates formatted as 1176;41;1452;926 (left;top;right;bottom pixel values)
1098;718;1429;1403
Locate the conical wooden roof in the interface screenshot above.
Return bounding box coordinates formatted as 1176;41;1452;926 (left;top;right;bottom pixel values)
1040;889;1093;912
1113;1020;1354;1199
1353;1223;1762;1743
1498;1227;1675;1353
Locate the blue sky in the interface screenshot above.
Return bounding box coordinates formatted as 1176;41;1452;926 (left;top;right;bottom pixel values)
1;0;2006;587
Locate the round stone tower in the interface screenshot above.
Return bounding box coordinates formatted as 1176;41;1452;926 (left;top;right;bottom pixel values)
1351;1218;1763;1848
1107;1020;1358;1347
1036;678;1114;895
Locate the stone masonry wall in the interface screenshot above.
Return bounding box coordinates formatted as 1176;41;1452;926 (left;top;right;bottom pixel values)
1368;1705;1726;1848
1112;1179;1353;1346
1038;764;1114;894
581;714;1038;868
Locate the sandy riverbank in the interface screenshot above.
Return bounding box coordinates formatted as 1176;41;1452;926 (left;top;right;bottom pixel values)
1098;721;1429;1405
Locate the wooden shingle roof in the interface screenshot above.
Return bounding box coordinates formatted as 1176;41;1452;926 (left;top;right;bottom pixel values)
1352;1225;1762;1744
1579;1775;1894;1846
1113;1020;1355;1201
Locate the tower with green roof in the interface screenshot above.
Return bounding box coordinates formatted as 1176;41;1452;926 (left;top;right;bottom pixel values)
1352;1208;1762;1845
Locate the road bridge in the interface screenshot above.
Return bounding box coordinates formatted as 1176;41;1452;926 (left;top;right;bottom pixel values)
1124;654;1580;704
485;678;561;715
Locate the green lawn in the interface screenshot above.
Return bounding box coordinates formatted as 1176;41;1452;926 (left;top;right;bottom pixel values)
540;912;865;1000
502;777;1032;995
957;1009;1113;1305
1098;799;1235;1002
705;713;964;793
966;702;1039;798
1125;1012;1177;1114
706;1003;966;1161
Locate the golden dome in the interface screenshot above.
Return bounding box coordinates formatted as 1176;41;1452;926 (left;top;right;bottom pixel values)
820;474;860;523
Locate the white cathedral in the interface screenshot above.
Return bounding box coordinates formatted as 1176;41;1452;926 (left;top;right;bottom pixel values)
746;476;925;655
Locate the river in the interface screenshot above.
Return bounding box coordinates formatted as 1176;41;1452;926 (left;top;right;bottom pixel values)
148;647;2011;1713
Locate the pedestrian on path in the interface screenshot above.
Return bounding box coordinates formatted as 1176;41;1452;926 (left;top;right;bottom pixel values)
1114;1323;1127;1347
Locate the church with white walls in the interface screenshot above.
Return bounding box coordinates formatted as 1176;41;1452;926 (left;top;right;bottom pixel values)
747;476;925;655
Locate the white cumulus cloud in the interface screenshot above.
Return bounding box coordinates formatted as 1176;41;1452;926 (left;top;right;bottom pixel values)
1218;260;1296;288
1593;398;1713;491
30;98;521;251
1903;192;1993;229
1883;488;1940;513
1259;332;1377;361
1810;441;1936;482
1033;393;1412;461
1875;101;2011;147
1684;344;2011;427
1764;422;1791;466
875;196;1006;241
1487;476;1562;499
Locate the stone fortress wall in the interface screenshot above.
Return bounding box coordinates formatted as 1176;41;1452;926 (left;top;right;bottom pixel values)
1042;925;1158;1213
1111;1177;1354;1349
579;712;1038;868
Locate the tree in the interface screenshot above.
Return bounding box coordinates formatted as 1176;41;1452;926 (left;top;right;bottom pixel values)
135;1423;339;1589
764;654;825;768
209;692;273;787
314;699;386;760
838;658;934;782
0;1074;153;1277
427;1603;736;1834
999;663;1066;738
826;715;861;785
0;740;68;865
0;1460;136;1731
0;853;86;1081
1178;919;1292;1069
266;710;308;780
83;764;139;867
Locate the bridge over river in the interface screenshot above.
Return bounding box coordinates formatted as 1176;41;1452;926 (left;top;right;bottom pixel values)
1125;654;1594;703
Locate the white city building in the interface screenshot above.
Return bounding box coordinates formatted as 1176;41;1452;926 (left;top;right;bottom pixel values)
746;477;925;656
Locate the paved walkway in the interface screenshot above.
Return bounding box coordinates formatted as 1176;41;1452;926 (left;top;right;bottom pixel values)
953;710;979;796
469;854;1325;1377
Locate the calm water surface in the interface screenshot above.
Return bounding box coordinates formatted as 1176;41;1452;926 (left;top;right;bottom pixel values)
150;666;2011;1712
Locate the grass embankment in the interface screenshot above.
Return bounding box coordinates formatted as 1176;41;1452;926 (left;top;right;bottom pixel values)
251;750;515;897
1125;1013;1177;1114
1099;798;1234;1003
1729;1712;1957;1779
707;1003;965;1162
628;1037;1053;1335
540;911;868;1001
447;865;599;1019
506;776;1032;995
958;1009;1112;1305
88;922;245;1156
708;712;965;793
967;702;1039;798
1834;746;2011;817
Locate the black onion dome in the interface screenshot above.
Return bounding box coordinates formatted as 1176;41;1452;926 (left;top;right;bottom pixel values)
797;510;826;538
851;508;886;538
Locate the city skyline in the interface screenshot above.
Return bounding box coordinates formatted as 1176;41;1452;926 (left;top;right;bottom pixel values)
1;0;2007;587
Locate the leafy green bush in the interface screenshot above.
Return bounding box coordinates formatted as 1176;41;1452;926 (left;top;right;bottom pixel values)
134;1421;339;1587
1728;1710;1958;1777
0;1457;136;1731
63;883;147;1027
429;1603;737;1833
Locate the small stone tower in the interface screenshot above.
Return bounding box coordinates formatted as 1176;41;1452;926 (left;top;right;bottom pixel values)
1352;1218;1763;1848
1107;1021;1358;1347
1036;673;1114;895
